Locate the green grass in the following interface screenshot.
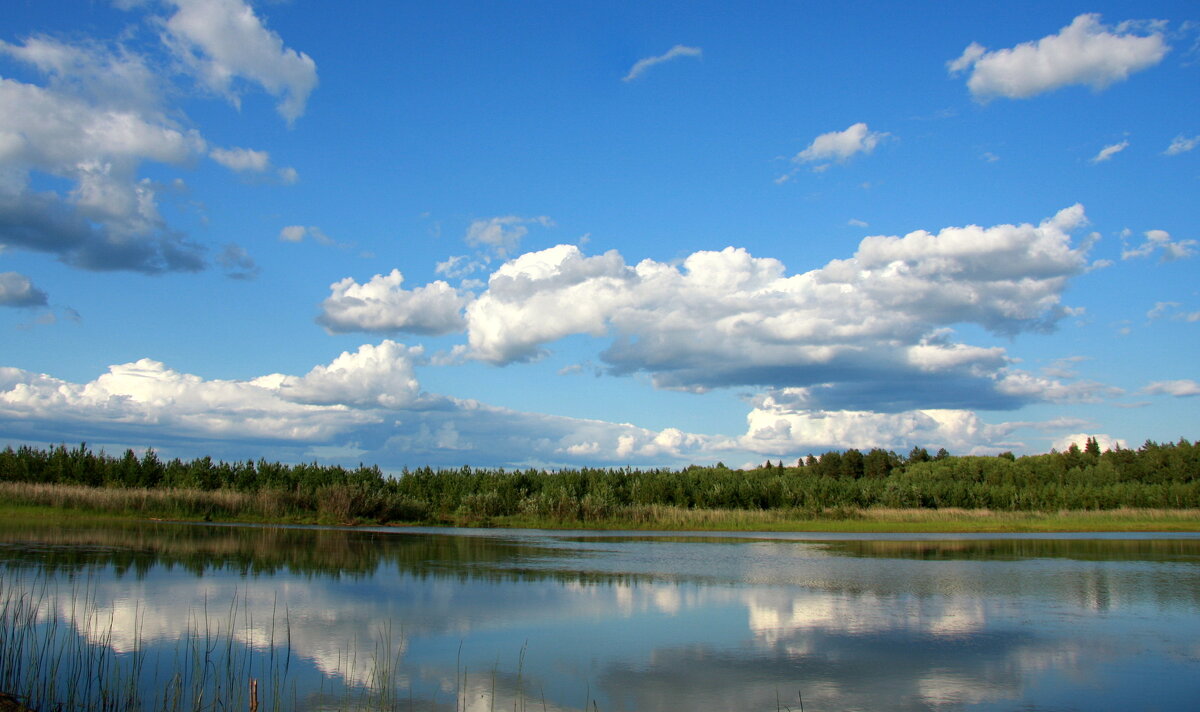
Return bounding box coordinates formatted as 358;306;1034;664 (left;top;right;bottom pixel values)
3;481;1197;533
490;505;1200;532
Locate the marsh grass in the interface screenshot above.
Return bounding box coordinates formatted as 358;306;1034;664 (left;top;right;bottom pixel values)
0;575;306;711
494;505;1200;532
0;482;317;525
3;481;1198;533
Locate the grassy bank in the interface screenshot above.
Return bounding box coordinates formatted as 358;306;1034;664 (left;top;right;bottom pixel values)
2;483;1197;532
491;505;1200;532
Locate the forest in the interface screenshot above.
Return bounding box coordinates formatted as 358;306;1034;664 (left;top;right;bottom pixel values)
1;438;1198;527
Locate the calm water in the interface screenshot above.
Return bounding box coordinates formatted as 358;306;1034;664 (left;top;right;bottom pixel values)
2;521;1199;711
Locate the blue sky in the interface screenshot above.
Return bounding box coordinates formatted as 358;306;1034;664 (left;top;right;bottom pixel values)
1;0;1197;470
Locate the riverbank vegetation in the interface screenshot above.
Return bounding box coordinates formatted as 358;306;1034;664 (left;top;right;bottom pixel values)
1;439;1198;530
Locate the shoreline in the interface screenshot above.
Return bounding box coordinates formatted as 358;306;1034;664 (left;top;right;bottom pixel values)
3;502;1197;534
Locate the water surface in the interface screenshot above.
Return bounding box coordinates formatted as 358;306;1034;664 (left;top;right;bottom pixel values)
2;521;1198;710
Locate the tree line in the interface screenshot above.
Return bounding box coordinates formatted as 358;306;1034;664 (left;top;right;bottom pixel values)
1;438;1197;523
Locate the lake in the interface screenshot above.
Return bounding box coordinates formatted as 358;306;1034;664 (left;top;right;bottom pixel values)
2;520;1198;711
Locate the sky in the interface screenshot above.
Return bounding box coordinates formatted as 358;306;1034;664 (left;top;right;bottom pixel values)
1;0;1198;471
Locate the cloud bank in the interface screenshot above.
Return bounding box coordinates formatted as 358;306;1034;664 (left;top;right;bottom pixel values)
464;206;1093;411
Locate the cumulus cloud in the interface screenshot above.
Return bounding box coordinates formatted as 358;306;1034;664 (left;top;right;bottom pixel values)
1144;379;1200;397
1052;433;1127;452
465;215;553;257
622;45;702;82
0;271;49;307
158;0;318;123
1090;140;1128;163
0;341;424;443
317;269;469;335
464;206;1093;411
1121;229;1197;262
466;245;633;364
262;340;424;409
790;122;887;170
0;358;379;443
1164;134;1199;155
739;394;1023;455
948;14;1168;100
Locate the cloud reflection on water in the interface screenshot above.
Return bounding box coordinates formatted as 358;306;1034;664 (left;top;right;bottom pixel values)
3;522;1199;711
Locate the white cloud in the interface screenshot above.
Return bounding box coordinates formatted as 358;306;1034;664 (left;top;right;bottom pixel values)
317;269;468;336
847;218;869;228
463;206;1093;411
158;0;318;123
465;215;553;257
0;34;163;113
791;122;887;167
0;358;378;443
0;342;425;446
264;340;424;409
1090;140;1128;163
993;371;1122;403
435;254;486;280
466;245;633;364
0;4;312;275
1121;229;1197;262
0;351;690;467
622;45;702;82
738;397;1023;455
1052;433;1127;452
948;14;1168;100
0;345;1072;467
278;225;337;246
279;225;307;242
1144;379;1200;397
1164;134;1199;155
0;71;207;272
209;145;270;172
0;271;49;307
